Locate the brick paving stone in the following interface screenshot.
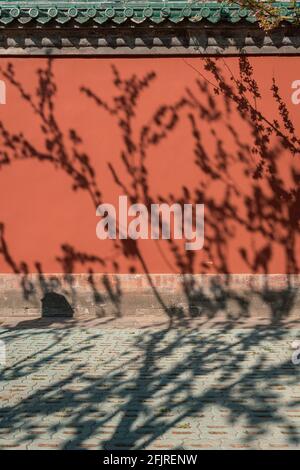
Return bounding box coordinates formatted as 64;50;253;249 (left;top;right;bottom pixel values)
0;324;300;449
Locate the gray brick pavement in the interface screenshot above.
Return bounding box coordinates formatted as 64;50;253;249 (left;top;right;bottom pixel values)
0;325;300;449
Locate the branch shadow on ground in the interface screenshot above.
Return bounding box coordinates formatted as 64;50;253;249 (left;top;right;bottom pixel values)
0;322;299;449
0;57;299;449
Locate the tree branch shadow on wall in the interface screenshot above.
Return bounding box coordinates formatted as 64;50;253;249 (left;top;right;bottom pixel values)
0;57;299;449
0;57;299;327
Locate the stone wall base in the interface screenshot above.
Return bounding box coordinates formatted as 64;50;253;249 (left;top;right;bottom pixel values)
0;274;299;322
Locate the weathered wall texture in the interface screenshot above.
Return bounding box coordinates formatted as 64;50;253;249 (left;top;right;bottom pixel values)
0;273;300;321
0;56;299;318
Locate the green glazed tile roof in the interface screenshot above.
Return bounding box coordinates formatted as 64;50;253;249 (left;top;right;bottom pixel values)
0;2;298;26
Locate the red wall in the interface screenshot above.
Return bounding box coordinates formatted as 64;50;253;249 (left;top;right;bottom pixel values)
0;57;299;275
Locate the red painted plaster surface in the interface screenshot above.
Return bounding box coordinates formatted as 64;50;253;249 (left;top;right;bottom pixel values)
0;57;299;274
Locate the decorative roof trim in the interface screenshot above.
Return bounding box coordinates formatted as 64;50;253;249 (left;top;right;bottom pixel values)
0;2;298;27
